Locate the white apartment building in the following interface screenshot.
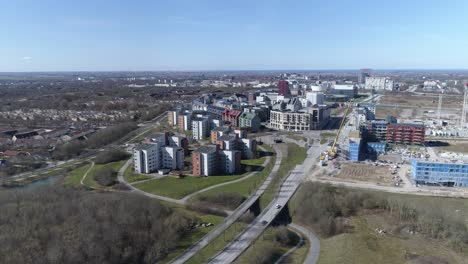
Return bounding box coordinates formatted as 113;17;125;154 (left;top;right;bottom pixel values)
161;146;184;170
219;150;240;175
192;117;210;140
133;143;161;174
239;138;257;159
269;106;330;131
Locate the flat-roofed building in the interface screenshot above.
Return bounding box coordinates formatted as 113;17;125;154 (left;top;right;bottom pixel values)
192;145;219;176
161;146;184;170
133;143;161;174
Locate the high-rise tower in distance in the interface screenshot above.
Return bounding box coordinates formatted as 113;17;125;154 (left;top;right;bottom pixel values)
278;80;290;95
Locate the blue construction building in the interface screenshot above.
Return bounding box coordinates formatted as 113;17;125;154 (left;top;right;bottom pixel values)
348;138;362;161
411;160;468;187
366;142;386;157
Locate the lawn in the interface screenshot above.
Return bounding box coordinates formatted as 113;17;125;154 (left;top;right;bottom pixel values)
123;162;152;183
259;143;307;209
133;174;246;199
185;221;248;264
64;163;92;187
134;152;271;199
83;160;127;189
191;148;275;199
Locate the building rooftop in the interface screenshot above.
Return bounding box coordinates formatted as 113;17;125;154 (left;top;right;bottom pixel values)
213;126;231;132
194;145;218;154
240;112;257;120
218;134;237;141
135;143;159;151
388;123;424;128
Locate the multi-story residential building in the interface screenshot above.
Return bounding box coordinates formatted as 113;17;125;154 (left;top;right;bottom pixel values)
192;117;211;140
167;135;189;156
362;120;389;142
168;110;179;127
411;160;468;187
210;126;231;144
269;106;330;131
386;123;425;145
133;143;161;174
239;112;261;132
348;138;362;161
192;145;219;176
177;113;192;131
219;150;241;174
222;109;242;127
239;138;257;159
278;80;290;95
161;146;184;170
216;134;238;150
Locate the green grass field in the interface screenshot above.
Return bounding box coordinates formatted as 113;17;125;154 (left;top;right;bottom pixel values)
123;162;152;183
83;160;127;189
133;152;270;199
64;163;92;186
190;148;275;199
259;143;307;209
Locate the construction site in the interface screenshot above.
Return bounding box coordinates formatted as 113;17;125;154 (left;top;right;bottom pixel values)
318;83;468;190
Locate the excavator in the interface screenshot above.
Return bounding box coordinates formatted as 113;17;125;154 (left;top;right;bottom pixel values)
328;99;354;159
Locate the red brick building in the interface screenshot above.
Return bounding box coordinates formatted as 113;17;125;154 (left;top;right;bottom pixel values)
278;80;290;96
386;123;425;145
222;109;242;127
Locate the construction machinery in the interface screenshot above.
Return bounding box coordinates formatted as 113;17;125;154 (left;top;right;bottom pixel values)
328;100;354;159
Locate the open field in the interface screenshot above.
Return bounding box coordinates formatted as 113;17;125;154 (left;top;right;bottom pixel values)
380;93;463;108
434;141;468;154
334;163;394;186
318;214;467;264
64;163;92;186
133;174;246;199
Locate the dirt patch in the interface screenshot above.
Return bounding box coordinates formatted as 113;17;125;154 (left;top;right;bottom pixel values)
334;163;394;185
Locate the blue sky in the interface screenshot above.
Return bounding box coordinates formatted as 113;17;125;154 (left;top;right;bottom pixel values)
1;0;468;71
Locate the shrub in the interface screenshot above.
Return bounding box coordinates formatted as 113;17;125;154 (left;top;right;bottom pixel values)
95;149;131;164
274;226;300;247
93;166;116;186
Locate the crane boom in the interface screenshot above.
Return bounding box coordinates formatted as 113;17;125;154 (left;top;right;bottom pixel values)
329;100;353;158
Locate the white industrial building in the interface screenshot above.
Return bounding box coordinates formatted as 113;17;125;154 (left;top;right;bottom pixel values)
365;77;394;91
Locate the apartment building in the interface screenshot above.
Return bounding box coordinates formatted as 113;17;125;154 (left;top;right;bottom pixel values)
219;150;242;174
365;77;394;91
239;138;257;159
177;113;192;131
192;145;219;176
133;143;161;174
167;135;189;156
192;117;211;140
168;110;178;127
222;109;242;127
269;106;330;131
216;134;238;150
239;112;261;132
210;126;231;144
161;146;184;170
386;123;425;145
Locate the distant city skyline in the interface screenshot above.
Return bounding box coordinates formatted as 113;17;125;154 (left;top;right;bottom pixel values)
1;0;468;72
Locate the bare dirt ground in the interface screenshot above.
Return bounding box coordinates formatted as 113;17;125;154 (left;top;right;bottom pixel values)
332;163;394;185
380;93;463;108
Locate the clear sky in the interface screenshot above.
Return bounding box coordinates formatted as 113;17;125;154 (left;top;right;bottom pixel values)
1;0;468;71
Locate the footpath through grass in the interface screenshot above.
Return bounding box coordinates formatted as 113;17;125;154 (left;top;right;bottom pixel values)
83;160;127;189
259;143;307;209
64;163;92;186
190;145;275;200
123;162;152;183
133;151;271;199
133;174;246;199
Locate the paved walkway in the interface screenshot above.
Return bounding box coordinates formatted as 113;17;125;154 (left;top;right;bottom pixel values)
289;223;320;264
80;162;95;186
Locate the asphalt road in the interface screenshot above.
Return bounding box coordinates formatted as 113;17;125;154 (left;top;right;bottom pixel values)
207;142;322;263
169;145;284;264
